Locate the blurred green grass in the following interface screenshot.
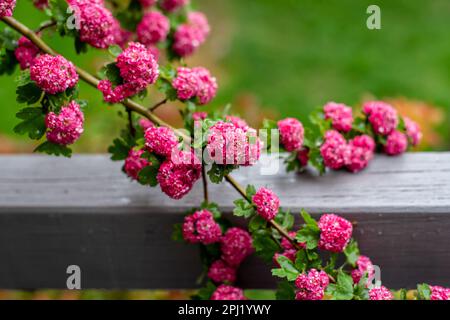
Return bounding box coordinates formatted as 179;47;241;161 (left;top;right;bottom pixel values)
1;0;449;152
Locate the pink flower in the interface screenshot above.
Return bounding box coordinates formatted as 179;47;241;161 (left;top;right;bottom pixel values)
30;54;78;94
320;130;351;170
160;0;189;12
277;118;304;152
0;0;16;17
363;101;399;136
404;117;422;146
384;130;408;156
33;0;48;10
206;121;261;166
368;286;393;300
116;42;159;87
172;67;217;105
138;118;155;131
144;126;178;157
137;11;170;46
45;101;84;145
211;285;246;300
124;149;150;180
226;116;249;131
187;11;210;42
252;187;280;221
430;286;450;300
324;102;353;132
192;112;208;121
347;135;375;173
182;210;222;245
295;269;329;300
99;42;159;102
138;0;156;7
351;255;375;284
14;36;40;70
297;147;310;167
172;13;209;57
68;0;117;49
208;260;236;284
157;150;201;199
221;227;253;267
318;214;353;253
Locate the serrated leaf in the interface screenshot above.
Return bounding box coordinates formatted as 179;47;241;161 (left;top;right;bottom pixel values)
137;165;159;186
233;198;255;218
108;45;123;57
326;270;354;300
108;138;131;161
272;255;300;281
13;107;46;140
252;229;281;263
248;214;267;232
275;280;296;300
192;281;217;300
104;62;123;86
34;141;72;157
295;227;319;250
207;163;236;184
16;82;43;105
344;239;360;267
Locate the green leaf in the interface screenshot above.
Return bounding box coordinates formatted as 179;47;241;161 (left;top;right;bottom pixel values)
192;281;216;300
104;63;123;86
300;209;319;230
233;198;255;218
326;270;354;300
16;82;43;105
171;223;183;242
248;214;267;232
294;249;322;272
200;202;221;219
137;165;159;187
272;255;300;281
416;283;431;300
108;138;132;161
13;107;46;140
156;78;178;101
74;37;88;54
246;184;257;198
275;280;296;300
207;163;237;184
34;141;72;157
252;229;281;263
0;48;17;76
108;45;123;57
344;239;360;267
308;147;326;175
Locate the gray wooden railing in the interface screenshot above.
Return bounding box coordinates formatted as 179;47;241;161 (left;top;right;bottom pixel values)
0;153;449;289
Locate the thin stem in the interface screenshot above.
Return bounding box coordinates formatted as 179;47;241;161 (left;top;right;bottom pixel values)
150;98;168;112
127;109;135;137
1;16;300;254
35;20;56;33
201;164;209;204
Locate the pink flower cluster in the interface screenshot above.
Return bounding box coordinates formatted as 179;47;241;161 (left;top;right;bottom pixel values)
0;0;15;17
318;214;352;253
226;116;249;131
45;101;84;145
384;130;408;156
207;260;236;284
206;121;262;166
144;126;178;157
172;67;217;105
183;209;222;245
324;102;354;132
404;117;422;146
124;149;150;180
363;101;399;136
368;286;393;300
351;255;375;284
221;227;253;267
321;130;375;173
14;36;40;70
30;54;79;95
137;11;170;47
99;42;159;103
277;118;304;152
430;286;450;300
172;11;210;57
68;0;118;49
295;269;329;300
157;150;202;199
273;231;304;266
211;285;246;301
252;187;280;221
160;0;189;12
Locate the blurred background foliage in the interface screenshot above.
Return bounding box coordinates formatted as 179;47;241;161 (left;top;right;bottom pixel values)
0;0;449;153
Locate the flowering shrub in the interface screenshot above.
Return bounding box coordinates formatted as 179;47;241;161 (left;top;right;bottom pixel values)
0;0;444;302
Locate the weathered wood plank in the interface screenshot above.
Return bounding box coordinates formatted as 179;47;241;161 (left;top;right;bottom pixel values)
0;153;449;289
